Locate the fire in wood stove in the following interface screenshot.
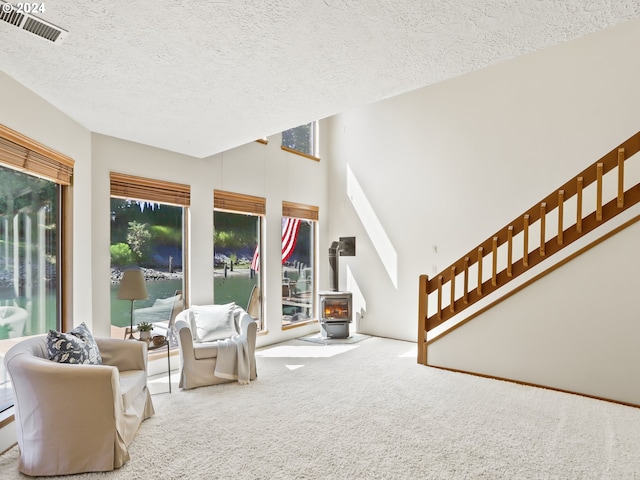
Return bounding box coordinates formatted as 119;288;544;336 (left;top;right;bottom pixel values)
319;293;352;322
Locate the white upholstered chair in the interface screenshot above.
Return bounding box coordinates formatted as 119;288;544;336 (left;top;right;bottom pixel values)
175;305;257;389
4;335;154;476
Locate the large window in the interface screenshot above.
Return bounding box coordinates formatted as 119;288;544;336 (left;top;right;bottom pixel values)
0;165;59;337
214;190;264;331
110;173;189;342
0;125;73;413
281;121;318;159
282;201;318;328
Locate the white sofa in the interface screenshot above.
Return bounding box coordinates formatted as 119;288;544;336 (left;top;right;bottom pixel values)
175;305;257;389
4;336;155;476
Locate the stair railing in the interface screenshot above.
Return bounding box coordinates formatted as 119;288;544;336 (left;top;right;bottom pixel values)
418;131;640;365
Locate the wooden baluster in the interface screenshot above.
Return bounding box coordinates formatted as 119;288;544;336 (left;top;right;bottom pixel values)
577;177;583;233
540;202;546;256
618;148;625;208
492;237;498;286
596;163;603;221
477;247;483;295
557;190;564;246
507;226;513;277
463;257;469;304
417;275;428;365
437;275;443;320
449;266;456;313
523;214;529;267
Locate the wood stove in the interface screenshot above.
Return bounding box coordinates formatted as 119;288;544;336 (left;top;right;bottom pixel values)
318;291;352;339
319;237;355;339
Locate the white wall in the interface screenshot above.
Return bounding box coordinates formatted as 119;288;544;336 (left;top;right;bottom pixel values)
324;18;640;342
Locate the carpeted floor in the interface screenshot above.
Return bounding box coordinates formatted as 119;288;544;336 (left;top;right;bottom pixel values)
300;332;371;344
1;336;640;479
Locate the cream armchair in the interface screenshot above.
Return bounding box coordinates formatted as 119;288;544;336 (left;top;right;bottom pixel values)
175;305;257;389
4;335;155;476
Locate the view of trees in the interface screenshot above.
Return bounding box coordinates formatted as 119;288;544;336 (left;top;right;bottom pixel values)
0;165;59;337
110;199;182;269
213;211;260;272
0;167;56;218
282;122;314;156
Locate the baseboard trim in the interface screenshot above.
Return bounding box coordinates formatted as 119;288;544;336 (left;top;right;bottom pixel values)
428;364;640;409
0;411;17;456
0;413;14;429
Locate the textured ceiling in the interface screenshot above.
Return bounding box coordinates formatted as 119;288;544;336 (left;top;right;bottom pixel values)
0;0;639;158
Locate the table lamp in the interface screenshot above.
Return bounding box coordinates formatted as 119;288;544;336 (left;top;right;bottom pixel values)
117;269;148;339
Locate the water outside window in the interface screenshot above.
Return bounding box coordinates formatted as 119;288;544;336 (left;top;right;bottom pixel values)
0;164;60;412
110;198;184;339
213;211;262;329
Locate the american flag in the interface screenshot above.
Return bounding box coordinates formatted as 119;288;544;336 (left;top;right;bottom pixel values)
250;217;301;271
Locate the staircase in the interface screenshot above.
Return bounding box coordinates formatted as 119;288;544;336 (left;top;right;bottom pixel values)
418;131;640;367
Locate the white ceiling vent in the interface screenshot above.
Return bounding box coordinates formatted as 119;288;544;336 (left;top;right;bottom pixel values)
0;1;68;44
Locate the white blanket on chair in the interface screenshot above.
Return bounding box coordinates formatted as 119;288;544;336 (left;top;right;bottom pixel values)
214;335;250;385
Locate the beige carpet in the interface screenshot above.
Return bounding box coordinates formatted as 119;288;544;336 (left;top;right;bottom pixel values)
1;336;640;479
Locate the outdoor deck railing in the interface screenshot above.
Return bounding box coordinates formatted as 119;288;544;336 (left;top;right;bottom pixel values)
418;131;640;365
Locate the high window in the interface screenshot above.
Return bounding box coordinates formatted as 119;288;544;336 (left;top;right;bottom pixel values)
214;190;264;331
281;121;319;160
282;201;318;328
0;124;73;413
110;173;189;341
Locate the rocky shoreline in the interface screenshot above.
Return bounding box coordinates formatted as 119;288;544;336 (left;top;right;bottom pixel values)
0;264;57;290
110;267;183;284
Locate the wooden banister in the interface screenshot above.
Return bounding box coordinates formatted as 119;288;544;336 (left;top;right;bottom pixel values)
418;131;640;364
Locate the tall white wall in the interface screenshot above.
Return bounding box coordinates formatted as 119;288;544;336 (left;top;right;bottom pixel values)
324;18;640;342
90;132;328;345
0;71;94;328
428;217;640;405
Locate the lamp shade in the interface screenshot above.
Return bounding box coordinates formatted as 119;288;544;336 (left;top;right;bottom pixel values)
117;269;148;301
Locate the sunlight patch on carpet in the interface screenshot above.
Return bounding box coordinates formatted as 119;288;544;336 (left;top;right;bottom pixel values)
285;364;304;370
399;346;417;358
256;344;358;358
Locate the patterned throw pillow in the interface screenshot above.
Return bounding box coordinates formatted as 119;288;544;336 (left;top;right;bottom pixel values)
47;322;103;365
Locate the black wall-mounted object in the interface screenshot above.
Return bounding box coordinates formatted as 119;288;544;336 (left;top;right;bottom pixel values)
338;236;356;256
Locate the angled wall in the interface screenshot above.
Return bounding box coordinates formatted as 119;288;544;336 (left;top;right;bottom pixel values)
428;216;640;405
324;18;640;342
